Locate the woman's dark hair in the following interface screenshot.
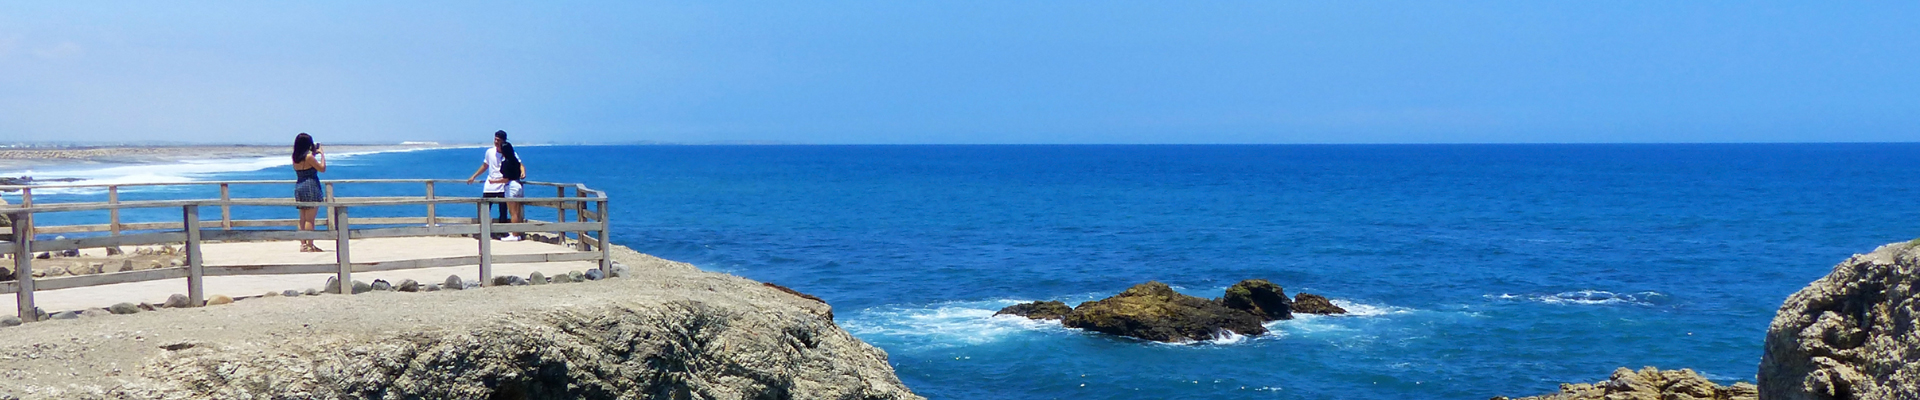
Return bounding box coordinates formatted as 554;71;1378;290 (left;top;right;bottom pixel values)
499;142;522;181
293;133;314;163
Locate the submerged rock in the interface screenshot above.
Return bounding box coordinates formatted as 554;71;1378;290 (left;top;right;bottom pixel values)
994;301;1072;320
1498;366;1755;400
1062;281;1266;342
1220;279;1293;321
1290;293;1347;315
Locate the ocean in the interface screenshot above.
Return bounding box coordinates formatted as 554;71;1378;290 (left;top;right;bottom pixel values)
11;143;1920;399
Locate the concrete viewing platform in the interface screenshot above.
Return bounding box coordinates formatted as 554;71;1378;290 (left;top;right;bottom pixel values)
3;237;603;313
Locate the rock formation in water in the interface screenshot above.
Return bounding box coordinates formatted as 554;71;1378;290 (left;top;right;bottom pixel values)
1219;279;1293;320
1759;240;1920;399
1000;279;1349;343
1494;367;1756;400
0;246;920;400
1062;281;1268;342
994;301;1072;320
1291;293;1348;315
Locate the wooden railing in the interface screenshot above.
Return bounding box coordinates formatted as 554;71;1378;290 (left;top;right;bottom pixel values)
0;179;612;321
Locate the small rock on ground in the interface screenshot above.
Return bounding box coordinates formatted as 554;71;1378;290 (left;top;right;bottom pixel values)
163;294;191;308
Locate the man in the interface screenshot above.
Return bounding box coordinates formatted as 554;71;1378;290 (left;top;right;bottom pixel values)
465;130;517;240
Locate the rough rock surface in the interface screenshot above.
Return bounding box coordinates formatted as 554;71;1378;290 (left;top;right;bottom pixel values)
1220;279;1293;321
1759;240;1920;400
995;301;1073;320
1498;366;1756;400
1062;281;1266;342
0;246;917;400
1291;293;1348;315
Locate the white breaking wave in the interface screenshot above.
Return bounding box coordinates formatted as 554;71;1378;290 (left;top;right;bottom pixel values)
841;299;1072;348
1485;290;1668;306
1329;299;1412;317
5;148;436;196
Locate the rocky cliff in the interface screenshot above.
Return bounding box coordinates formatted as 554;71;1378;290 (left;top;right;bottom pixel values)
0;246;920;400
1495;367;1756;400
1759;240;1920;399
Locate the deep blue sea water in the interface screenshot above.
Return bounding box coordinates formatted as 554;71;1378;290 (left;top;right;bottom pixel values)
14;144;1920;399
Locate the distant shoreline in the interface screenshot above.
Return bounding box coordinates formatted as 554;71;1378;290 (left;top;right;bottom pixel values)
0;144;470;175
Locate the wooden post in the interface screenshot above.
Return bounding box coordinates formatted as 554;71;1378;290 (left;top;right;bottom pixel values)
108;186;120;235
555;186;567;239
12;211;32;322
598;199;611;270
425;181;437;227
324;182;335;232
183;206;204;306
477;201;492;286
19;188;29;208
333;206;351;294
219;183;232;229
575;190;588;251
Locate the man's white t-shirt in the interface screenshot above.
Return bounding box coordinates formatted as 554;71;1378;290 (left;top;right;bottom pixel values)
483;147;505;193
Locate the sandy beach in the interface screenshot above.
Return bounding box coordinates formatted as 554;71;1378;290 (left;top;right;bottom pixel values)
0;143;467;174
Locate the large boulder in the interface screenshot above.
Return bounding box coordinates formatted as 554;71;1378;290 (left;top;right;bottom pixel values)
1061;281;1266;342
994;301;1072;320
1497;366;1756;400
1760;241;1920;399
1220;279;1293;321
1291;293;1348;315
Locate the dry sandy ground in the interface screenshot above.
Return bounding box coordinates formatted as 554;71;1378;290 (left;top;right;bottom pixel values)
4;237;605;313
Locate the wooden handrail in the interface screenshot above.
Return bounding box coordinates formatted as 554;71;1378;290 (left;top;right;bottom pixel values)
1;179;614;322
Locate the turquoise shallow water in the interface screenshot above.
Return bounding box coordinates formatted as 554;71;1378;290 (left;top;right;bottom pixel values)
18;143;1920;399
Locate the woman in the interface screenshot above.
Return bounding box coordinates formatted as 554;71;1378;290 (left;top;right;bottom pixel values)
492;142;528;241
292;133;327;252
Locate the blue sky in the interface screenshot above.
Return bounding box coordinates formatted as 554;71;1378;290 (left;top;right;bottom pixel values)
2;2;1916;144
